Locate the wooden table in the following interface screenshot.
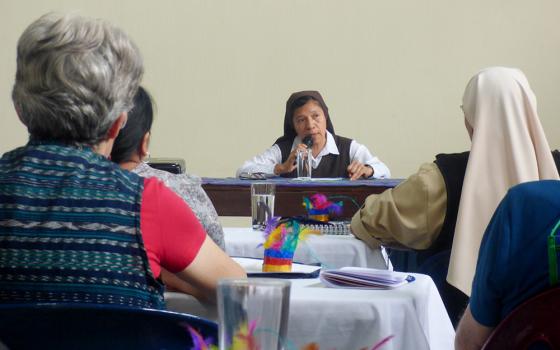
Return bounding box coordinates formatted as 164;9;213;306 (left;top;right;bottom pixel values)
201;177;402;218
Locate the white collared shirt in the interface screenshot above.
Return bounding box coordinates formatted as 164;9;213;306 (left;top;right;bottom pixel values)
236;131;391;179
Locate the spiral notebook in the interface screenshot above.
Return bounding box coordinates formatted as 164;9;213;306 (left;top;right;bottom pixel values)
301;221;352;235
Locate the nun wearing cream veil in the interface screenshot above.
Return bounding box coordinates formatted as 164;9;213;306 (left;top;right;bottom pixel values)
447;67;560;296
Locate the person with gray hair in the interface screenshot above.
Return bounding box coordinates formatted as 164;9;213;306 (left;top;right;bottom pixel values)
12;13;142;147
0;13;245;309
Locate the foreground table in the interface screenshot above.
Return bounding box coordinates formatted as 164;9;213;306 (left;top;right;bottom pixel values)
165;273;455;350
202;177;402;218
224;227;390;269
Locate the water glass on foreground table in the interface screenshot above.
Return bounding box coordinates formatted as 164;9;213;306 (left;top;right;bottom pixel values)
251;182;275;230
218;279;291;350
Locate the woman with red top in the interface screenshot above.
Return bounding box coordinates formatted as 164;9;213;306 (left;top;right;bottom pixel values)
112;86;240;298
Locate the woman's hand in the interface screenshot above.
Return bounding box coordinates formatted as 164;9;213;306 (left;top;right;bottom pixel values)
347;161;373;180
176;236;246;304
274;144;308;175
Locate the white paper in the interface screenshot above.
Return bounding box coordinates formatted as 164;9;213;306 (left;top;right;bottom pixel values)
320;267;414;289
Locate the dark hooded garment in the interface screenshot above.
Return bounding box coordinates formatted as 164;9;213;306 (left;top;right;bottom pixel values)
274;90;352;178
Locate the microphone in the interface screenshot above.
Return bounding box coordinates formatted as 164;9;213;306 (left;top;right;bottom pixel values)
303;135;313;148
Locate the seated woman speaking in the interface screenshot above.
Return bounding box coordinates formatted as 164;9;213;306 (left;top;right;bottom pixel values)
236;91;390;180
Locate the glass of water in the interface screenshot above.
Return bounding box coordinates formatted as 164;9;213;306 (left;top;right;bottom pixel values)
218;278;291;350
251;182;275;230
296;148;312;179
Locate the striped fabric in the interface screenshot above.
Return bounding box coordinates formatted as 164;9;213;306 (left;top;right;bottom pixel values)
0;142;164;309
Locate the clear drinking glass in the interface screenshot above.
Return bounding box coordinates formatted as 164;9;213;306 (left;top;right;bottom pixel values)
296;148;312;179
218;279;291;350
251;182;275;230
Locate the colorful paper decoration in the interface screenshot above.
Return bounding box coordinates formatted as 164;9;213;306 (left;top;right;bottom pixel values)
302;194;343;222
262;217;317;272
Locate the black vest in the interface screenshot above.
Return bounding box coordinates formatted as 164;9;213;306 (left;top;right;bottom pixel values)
416;150;560;326
415;152;470;265
276;135;353;178
420;150;560;265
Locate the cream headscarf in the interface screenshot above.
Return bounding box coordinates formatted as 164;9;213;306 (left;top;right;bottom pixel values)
447;67;559;296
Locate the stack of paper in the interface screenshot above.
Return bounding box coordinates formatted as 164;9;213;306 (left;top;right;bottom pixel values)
320;267;415;289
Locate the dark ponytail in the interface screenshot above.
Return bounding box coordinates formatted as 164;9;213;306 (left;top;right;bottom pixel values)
111;86;154;164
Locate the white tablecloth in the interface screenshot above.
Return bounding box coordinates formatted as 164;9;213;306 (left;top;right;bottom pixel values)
165;274;455;350
224;227;390;270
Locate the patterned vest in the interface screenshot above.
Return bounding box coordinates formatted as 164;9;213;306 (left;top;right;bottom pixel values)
0;142;164;308
276;135;353;178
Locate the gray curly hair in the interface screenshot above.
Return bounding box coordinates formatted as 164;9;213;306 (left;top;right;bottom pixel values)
12;13;143;146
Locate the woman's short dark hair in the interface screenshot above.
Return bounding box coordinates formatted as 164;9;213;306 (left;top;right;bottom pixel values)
290;95;321;118
111;86;154;164
287;96;325;134
275;90;334;145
